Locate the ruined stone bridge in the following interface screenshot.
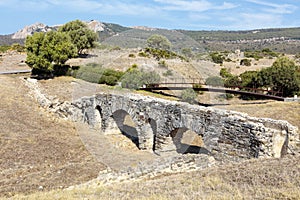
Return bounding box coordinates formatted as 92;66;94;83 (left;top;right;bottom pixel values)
70;93;298;160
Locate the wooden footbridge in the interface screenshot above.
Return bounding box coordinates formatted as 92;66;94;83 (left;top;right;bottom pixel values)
140;78;285;101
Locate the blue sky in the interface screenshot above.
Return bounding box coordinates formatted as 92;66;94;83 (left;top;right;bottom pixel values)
0;0;299;34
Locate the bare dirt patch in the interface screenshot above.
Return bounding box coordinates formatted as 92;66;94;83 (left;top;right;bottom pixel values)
0;52;30;73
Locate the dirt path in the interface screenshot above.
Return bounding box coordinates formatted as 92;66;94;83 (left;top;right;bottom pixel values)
75;123;156;171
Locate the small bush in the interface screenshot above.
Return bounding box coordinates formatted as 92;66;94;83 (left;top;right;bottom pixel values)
128;53;135;58
240;58;251;66
98;69;124;86
163;69;173;77
210;52;224;64
138;51;149;57
181;88;197;104
158;60;167;67
205;76;224;87
73;63;124;86
0;45;11;53
121;68;161;89
220;68;232;78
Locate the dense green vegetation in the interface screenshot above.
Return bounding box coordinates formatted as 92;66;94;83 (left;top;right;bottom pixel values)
0;45;11;53
25;31;77;76
25;20;98;77
59;20;98;54
244;48;279;60
219;57;300;97
0;43;25;53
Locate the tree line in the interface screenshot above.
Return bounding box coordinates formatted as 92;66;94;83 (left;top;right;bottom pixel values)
206;57;300;97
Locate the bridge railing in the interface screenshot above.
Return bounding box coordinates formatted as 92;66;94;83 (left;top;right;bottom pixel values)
144;78;283;98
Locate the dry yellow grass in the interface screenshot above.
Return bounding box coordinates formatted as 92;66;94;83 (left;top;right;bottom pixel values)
216;101;300;130
10;155;300;200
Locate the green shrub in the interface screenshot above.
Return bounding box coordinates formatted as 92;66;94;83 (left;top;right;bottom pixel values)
121;68;161;89
181;88;197;104
0;45;10;53
210;52;224;64
220;68;232;78
205;76;224;87
73;63;124;86
98;69;124;86
240;58;251;66
163;69;173;77
128;53;135;58
138;51;149;57
158;60;167;67
11;43;25;52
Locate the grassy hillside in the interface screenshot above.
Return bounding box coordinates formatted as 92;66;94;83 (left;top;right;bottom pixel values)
180;27;300;41
102;28;206;53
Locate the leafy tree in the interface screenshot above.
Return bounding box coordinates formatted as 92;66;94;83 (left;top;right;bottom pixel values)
257;57;300;96
239;71;259;88
181;88;197;104
147;34;171;50
25;31;77;75
224;75;241;88
59;20;98;54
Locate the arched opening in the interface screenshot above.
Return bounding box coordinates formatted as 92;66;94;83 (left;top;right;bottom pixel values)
149;118;157;151
111;109;139;148
94;105;103;130
170;128;210;154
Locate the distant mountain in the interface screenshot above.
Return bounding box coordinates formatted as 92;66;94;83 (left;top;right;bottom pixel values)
12;22;57;39
0;20;130;45
1;20;300;53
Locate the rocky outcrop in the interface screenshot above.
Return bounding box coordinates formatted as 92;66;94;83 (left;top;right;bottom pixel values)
11;20;105;39
12;23;56;39
87;20;105;32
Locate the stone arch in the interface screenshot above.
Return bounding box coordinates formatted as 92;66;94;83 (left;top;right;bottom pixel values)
170;128;210;154
110;109;139;148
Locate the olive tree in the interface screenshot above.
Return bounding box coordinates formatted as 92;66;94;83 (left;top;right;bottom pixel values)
147;34;171;50
25;31;77;75
59;20;98;54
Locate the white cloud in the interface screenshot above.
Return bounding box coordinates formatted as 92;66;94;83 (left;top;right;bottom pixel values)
246;0;297;14
154;0;238;12
227;12;283;30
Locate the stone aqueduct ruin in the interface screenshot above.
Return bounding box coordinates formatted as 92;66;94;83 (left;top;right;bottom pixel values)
70;93;298;160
